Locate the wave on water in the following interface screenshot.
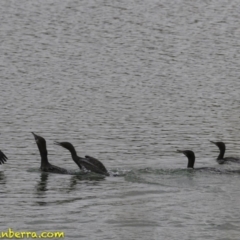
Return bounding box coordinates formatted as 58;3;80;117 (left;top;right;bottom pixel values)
27;163;240;182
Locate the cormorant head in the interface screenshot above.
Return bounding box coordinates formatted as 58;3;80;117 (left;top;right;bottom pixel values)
177;149;195;168
32;132;47;156
210;141;226;151
54;141;77;155
32;132;46;145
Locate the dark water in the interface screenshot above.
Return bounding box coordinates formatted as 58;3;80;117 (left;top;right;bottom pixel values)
1;0;240;239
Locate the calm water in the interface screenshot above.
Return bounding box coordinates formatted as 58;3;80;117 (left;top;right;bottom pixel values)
1;0;240;239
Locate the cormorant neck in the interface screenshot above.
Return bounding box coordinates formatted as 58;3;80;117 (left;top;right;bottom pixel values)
72;154;79;162
40;152;49;168
72;155;82;169
217;147;225;160
66;145;77;157
37;143;49;167
65;146;82;169
187;157;195;168
70;150;78;163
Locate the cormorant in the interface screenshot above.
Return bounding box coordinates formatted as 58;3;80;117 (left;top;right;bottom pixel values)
32;132;68;174
54;141;109;176
210;141;240;164
0;150;7;165
177;149;223;173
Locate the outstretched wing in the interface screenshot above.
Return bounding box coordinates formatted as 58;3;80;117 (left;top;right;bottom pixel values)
0;150;7;165
85;155;108;174
81;157;109;176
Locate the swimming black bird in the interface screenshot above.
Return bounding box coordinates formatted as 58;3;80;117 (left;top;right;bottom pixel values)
32;132;68;174
0;150;7;165
177;149;223;172
54;141;109;176
177;150;195;168
210;141;240;164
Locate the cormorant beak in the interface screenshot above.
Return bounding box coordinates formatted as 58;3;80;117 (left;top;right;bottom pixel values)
32;132;39;143
176;149;186;155
54;141;62;146
209;141;216;145
177;149;184;153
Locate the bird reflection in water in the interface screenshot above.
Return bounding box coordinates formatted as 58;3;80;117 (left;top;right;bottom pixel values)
0;171;6;185
35;173;49;206
68;174;106;192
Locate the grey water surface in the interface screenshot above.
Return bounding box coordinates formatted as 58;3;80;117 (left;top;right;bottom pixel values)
1;0;240;239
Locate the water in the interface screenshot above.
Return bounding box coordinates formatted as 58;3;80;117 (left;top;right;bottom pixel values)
1;0;240;239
